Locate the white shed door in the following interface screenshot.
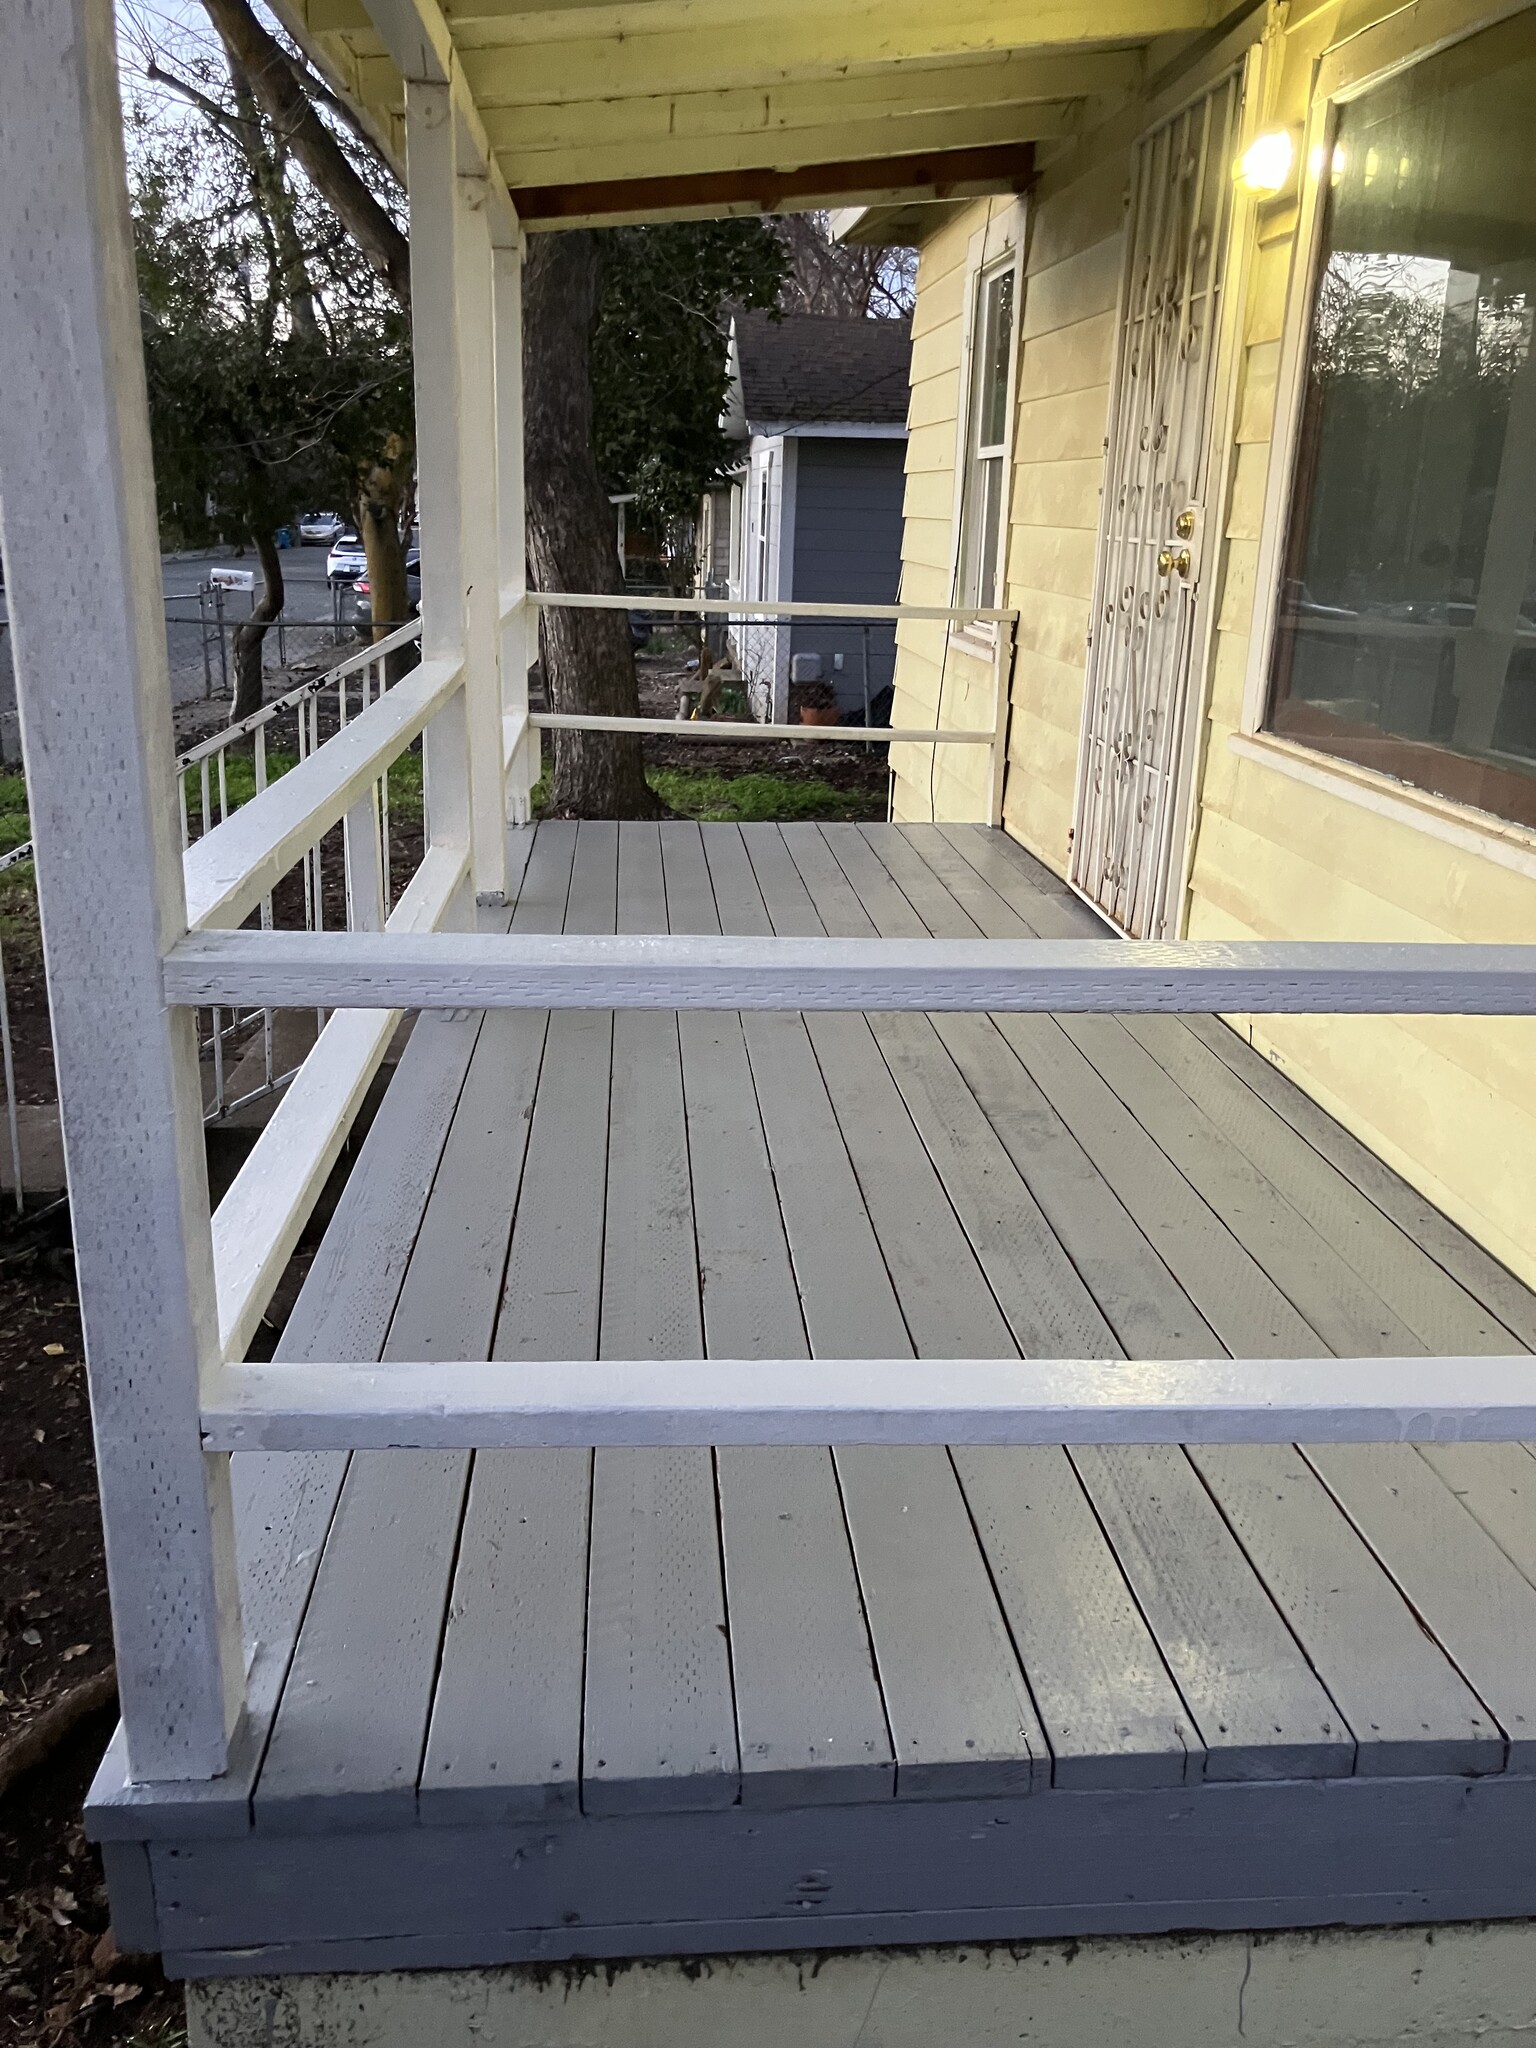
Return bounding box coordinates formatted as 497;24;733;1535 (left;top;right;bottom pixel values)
1072;72;1243;937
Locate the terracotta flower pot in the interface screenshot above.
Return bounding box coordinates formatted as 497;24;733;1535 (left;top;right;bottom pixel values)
798;705;841;726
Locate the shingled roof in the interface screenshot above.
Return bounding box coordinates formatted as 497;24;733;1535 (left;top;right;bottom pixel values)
732;311;912;431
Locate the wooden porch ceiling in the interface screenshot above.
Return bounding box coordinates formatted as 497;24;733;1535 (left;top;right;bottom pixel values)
274;0;1220;226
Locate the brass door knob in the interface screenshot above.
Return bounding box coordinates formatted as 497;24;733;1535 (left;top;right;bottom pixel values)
1174;508;1197;540
1156;547;1192;577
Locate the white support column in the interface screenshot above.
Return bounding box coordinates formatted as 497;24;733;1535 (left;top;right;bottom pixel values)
406;81;506;906
0;0;243;1779
493;232;536;825
406;83;472;909
455;173;509;900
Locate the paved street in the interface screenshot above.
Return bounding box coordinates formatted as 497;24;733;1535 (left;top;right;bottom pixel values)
0;536;352;726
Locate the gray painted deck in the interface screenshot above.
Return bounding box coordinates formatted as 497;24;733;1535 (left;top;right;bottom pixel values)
90;823;1536;1974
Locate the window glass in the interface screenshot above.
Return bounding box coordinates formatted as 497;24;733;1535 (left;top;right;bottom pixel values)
1267;9;1536;826
959;262;1016;610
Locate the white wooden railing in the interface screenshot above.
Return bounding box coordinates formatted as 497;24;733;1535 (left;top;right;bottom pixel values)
5;1;1534;1787
175;585;1536;1462
185;588;1012;1363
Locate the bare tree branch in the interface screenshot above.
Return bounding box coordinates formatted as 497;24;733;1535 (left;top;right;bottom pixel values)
197;0;411;309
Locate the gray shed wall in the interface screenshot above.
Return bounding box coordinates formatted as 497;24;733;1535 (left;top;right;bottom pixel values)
788;437;906;716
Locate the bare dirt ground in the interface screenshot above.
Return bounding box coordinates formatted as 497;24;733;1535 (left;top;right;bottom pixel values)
0;1215;182;2047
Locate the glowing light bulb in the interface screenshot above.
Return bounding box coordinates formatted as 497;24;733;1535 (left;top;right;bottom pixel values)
1235;129;1296;195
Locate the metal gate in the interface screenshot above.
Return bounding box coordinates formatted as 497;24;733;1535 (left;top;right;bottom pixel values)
1072;71;1244;937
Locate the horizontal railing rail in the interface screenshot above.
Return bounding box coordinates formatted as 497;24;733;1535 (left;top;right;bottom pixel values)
200;1353;1536;1453
182;653;458;931
530;712;993;744
154;589;1536;1454
163;931;1536;1016
518;588;1019;626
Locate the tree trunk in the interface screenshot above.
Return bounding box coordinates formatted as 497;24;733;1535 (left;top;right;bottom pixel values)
357;432;413;677
230;527;283;720
523;233;660;819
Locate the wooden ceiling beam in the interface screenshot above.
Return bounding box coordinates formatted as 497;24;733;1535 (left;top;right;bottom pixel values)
512;138;1037;230
491;98;1079;189
476;46;1142;128
351;0;523;235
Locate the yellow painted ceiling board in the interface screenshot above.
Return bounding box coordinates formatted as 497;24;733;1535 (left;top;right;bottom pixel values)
454;0;1211;97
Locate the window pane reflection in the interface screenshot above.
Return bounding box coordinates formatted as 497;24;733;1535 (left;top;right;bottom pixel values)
1267;11;1536;826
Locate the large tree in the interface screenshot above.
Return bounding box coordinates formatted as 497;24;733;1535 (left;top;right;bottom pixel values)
129;0;788;808
126;0;414;714
525;218;784;816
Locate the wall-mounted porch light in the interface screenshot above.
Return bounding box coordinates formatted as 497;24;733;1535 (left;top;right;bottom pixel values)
1235;128;1298;196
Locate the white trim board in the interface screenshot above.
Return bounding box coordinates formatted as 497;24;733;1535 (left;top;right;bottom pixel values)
201;1352;1536;1451
1227;732;1536;886
162;931;1536;1014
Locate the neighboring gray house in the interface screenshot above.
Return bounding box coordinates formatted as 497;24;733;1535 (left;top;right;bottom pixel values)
702;311;911;723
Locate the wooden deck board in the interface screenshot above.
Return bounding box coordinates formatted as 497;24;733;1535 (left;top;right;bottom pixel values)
1190;1446;1503;1776
953;1446;1196;1788
1070;1444;1354;1779
1303;1443;1536;1770
699;826;896;1809
584;823;736;1817
100;824;1536;1933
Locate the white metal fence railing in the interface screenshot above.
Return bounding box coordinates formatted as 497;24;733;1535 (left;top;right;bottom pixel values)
177;616;420;1122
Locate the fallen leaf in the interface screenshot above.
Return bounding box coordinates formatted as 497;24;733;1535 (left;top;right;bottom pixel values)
31;1427;44;1443
19;1628;40;1647
60;1644;90;1662
90;1930;118;1973
42;1343;63;1356
109;1982;143;2006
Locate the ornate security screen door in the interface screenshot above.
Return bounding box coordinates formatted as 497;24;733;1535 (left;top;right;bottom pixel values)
1072;72;1244;937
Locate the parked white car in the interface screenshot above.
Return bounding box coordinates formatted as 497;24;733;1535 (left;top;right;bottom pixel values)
326;528;368;583
300;511;344;545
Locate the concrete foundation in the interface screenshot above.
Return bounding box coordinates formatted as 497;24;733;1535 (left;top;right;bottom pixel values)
186;1921;1536;2048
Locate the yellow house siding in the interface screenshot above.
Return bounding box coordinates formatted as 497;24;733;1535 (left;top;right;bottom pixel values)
890;205;993;822
1177;3;1536;1290
891;0;1536;1287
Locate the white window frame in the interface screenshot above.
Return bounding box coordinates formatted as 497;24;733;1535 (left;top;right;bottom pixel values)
755;447;775;602
948;207;1025;655
1235;0;1536;858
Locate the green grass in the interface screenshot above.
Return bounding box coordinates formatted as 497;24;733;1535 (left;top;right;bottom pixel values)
182;746;425;830
646;768;872;823
0;773;38;963
530;764;879;824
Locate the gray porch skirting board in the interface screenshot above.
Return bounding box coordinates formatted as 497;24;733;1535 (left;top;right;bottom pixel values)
153;1773;1536;1977
88;823;1536;1974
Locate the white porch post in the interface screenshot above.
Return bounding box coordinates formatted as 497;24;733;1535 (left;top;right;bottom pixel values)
405;81;506;905
494;233;535;824
0;0;243;1778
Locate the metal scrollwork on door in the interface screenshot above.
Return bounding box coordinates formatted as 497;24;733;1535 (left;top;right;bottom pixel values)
1071;70;1241;939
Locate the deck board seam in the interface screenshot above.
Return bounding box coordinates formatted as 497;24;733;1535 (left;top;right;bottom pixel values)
1294;1444;1516;1763
1047;1443;1204;1780
1174;1444;1363;1772
1181;1015;1534;1355
835;827;1125;1365
1115;1014;1496;1358
943;1443;1057;1785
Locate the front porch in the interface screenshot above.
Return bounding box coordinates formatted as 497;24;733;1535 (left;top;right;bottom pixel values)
89;821;1536;1974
